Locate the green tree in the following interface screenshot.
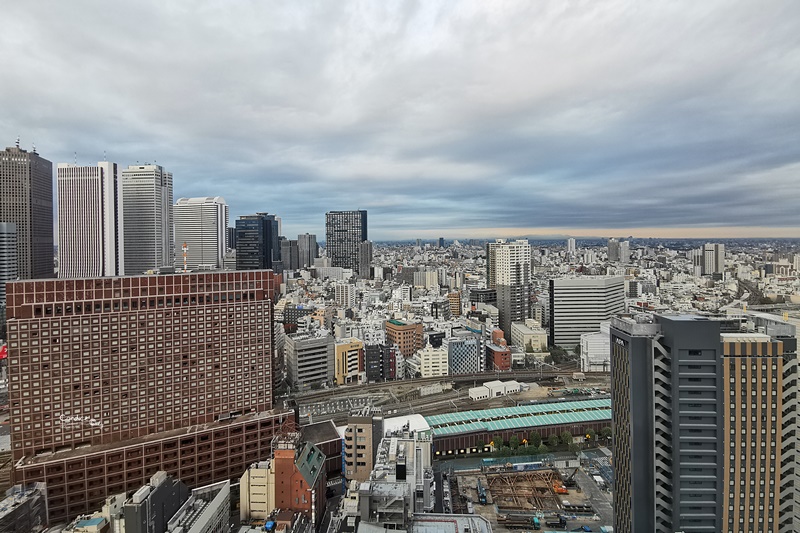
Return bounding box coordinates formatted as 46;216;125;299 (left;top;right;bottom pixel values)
548;433;560;448
529;431;542;448
509;435;520;449
560;431;573;446
568;442;581;454
573;344;581;356
491;434;504;448
476;439;485;450
584;428;596;442
525;340;534;353
537;443;549;455
600;427;612;440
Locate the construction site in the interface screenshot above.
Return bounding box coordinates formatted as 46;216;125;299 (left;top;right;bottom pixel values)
451;464;594;518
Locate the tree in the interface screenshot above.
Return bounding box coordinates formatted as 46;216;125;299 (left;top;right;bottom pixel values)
525;340;534;353
568;443;581;454
573;344;581;356
491;435;504;448
548;433;560;448
584;428;596;443
537;443;549;455
560;431;573;446
529;431;542;448
509;435;520;449
600;427;612;440
476;439;485;450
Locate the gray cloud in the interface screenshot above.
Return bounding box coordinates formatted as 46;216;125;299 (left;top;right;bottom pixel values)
2;0;799;239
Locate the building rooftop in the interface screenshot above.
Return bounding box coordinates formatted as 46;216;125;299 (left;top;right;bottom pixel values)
301;420;341;444
425;398;612;436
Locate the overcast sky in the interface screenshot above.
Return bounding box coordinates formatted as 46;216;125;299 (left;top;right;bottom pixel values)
2;1;799;240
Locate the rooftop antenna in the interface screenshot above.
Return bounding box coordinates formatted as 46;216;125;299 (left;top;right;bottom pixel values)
15;136;19;148
103;150;106;161
74;152;77;165
32;142;36;153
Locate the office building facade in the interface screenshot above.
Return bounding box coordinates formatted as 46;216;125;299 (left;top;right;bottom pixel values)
297;233;318;269
120;165;173;274
280;238;299;271
57;162;124;278
446;334;483;375
5;270;287;522
549;276;625;347
702;243;725;276
610;314;798;533
0;223;16;306
173;197;229;270
285;333;334;391
325;210;367;274
385;319;423;358
0;144;54;279
235;213;277;271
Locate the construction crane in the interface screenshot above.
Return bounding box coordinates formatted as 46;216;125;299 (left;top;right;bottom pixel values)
563;467;579;487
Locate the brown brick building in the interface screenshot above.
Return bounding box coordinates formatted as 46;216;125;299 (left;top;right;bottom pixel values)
384;319;423;358
5;271;288;523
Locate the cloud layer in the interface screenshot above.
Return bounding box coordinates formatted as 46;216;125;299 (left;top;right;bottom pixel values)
2;1;799;240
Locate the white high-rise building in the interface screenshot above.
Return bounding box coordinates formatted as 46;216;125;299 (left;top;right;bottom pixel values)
566;238;576;254
0;223;16;305
173;197;229;271
549;276;625;347
57;162;124;278
702;243;725;275
121;165;173;274
491;239;531;337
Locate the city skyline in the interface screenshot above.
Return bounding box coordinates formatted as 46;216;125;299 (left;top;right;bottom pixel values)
1;1;798;241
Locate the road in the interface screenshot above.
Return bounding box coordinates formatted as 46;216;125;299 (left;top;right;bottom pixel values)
573;467;614;526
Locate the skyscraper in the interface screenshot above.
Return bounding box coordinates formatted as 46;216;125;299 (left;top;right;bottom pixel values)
173;197;229;270
120;164;173;274
702;243;725;276
607;238;621;263
325;210;367;274
5;270;288;522
566;237;576;254
0;143;54;279
57;162;124;278
549;276;625;347
489;239;531;337
235;213;276;270
610;314;798;533
280;239;299;271
297;233;318;269
358;240;373;279
0;223;16;305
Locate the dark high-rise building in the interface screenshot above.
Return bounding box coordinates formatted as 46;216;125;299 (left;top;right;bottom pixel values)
358;240;373;279
5;271;289;522
325;210;367;274
610;314;798;533
280;239;299;271
0;143;54;279
235;213;276;270
297;233;318;269
364;344;399;382
438;237;445;248
226;227;236;250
